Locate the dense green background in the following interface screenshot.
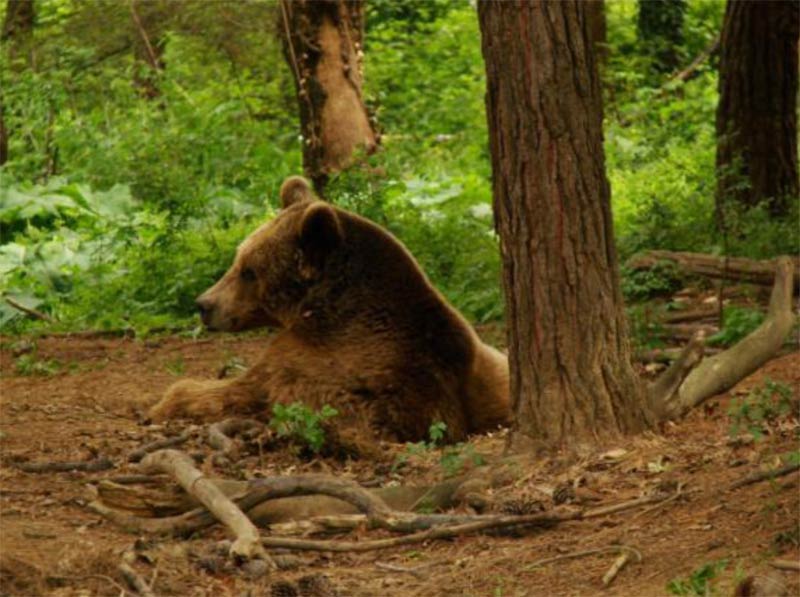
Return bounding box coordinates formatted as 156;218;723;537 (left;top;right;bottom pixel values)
1;0;796;334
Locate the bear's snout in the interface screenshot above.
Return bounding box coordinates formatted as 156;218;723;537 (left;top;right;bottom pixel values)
196;296;215;328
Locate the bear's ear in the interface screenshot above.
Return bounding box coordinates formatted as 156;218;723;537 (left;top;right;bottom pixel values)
279;176;313;208
297;202;343;273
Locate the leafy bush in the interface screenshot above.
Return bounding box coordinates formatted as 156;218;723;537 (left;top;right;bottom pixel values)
269;402;339;454
708;307;764;347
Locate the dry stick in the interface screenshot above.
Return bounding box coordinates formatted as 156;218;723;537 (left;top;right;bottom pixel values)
664;36;720;86
602;550;636;587
729;462;800;490
207;418;263;455
16;457;113;473
128;430;193;463
4;297;54;322
770;559;800;572
260;493;673;554
139;450;272;563
118;552;155;597
375;561;432;579
525;546;639;570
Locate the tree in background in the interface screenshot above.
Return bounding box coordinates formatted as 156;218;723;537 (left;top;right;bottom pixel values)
637;0;685;73
129;0;167;99
278;0;377;193
2;0;36;165
478;0;654;453
715;0;799;219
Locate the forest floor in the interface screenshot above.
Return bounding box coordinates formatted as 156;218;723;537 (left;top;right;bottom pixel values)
1;310;799;596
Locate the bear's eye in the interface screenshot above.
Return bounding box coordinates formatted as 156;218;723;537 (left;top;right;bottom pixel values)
240;267;256;282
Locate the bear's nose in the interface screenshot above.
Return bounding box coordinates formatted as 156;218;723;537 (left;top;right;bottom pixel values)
196;297;214;324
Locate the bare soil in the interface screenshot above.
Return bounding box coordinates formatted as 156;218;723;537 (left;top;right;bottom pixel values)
1;330;798;597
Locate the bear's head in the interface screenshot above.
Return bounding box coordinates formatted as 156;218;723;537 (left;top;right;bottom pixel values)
196;176;344;332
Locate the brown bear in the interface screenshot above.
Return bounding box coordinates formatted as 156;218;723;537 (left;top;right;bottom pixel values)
148;177;510;443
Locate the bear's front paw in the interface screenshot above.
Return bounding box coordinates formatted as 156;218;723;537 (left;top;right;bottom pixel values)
148;379;225;423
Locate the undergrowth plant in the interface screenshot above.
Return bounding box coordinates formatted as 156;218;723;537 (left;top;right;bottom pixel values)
666;559;727;596
395;421;485;477
727;379;796;441
708;307;765;347
269;402;339;454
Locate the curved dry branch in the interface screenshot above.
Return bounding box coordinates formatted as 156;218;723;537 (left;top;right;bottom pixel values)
139;450;271;563
652;256;796;420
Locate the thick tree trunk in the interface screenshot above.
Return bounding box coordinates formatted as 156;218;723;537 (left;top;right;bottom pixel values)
278;0;377;193
715;0;799;217
586;0;607;64
637;0;686;73
478;1;655;454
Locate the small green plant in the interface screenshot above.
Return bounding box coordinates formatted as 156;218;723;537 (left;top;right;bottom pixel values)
621;262;683;302
708;307;764;347
666;559;727;596
269;402;339;454
728;379;796;440
627;304;665;351
395;421;485;477
14;353;61;376
164;357;186;376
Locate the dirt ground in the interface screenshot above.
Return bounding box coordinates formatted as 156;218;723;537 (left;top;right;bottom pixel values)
0;330;798;597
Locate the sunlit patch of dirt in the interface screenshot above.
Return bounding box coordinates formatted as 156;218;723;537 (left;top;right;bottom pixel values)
1;333;798;596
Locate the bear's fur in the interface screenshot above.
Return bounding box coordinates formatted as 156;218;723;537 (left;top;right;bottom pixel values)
148;177;510;443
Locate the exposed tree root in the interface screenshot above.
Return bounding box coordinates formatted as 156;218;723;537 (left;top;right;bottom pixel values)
139;450;272;564
128;430;193;463
652;256;796;420
729;462;800;490
207;418;263;456
118;552;155;597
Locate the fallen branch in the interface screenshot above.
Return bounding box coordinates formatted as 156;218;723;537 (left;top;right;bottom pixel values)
626;251;800;290
525;545;640;570
729;462;800;490
4;297;54;322
128;431;193;463
16;457;113;473
602;548;640;587
664;36;719;86
207;418;263;456
139;450;271;563
118;552;155;597
259;492;672;553
653;257;796;420
770;559;800;572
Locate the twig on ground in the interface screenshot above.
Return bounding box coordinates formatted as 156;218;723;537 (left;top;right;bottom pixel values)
602;547;642;587
525;545;641;571
128;430;193;463
375;561;433;579
770;559;800;572
729;462;800;490
207;418;263;456
118;551;155;597
629;483;686;521
139;449;272;563
16;457;114;473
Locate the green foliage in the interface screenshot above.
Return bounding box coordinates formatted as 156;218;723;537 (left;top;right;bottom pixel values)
14;353;62;377
727;380;797;441
666;559;727;596
708;307;764;347
627;304;665;351
395;421;485;477
621;262;684;302
269;402;339;454
1;0;795;335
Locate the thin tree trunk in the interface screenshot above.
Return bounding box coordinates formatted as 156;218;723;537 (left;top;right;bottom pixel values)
478;1;655;454
2;0;35;65
278;0;378;193
715;0;799;218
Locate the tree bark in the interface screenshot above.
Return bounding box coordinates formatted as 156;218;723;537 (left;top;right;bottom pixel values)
586;0;607;64
478;1;656;454
278;0;377;193
715;0;799;217
637;0;686;73
2;0;35;65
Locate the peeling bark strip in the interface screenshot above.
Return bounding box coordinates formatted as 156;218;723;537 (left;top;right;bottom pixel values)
715;0;799;217
279;0;377;192
478;0;655;451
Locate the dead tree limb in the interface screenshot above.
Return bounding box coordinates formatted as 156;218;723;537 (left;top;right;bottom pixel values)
770;559;800;572
664;36;720;85
729;462;800;490
652;257;796;420
4;297;54;322
626;251;800;290
118;552;155;597
139;450;271;563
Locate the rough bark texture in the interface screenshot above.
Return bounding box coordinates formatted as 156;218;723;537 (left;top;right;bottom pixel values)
637;0;686;73
586;0;607;64
478;1;655;453
715;0;799;217
278;0;377;193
